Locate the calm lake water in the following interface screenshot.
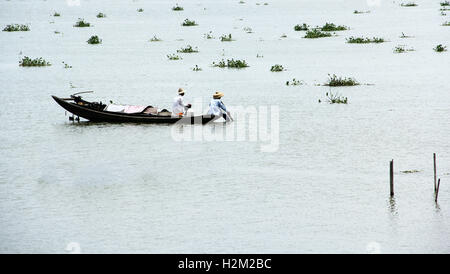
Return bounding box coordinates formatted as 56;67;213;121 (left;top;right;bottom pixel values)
1;0;449;253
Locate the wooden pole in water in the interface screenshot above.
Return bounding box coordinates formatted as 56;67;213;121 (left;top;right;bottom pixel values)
433;153;437;193
435;179;441;203
390;160;394;197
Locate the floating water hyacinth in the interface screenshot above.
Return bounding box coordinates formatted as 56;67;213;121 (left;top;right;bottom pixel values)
167;54;182;60
19;56;51;67
304;29;332;38
96;12;106;18
346;36;384;43
213;59;248;68
400;32;413;38
149;35;162;42
324;74;359;86
177;45;199;53
74;18;90;27
204;31;214;39
62;61;72;69
434;44;447;52
53;12;60;17
354;10;370;14
286;78;304;86
172;4;184;11
394;45;414;53
3;24;30;32
322;92;348;104
400;2;417;7
192;65;202;71
442;21;450;26
294;23;309;31
182;19;197;26
87;35;102;44
243;27;253;33
220;34;233;41
320;23;348;31
270;64;284;72
137;8;144;12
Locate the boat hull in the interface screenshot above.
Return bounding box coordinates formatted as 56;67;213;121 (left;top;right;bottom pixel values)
52;96;217;124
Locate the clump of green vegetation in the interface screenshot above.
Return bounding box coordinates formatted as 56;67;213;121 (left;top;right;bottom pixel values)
394;45;414;53
167;54;182;60
62;61;72;69
256;54;264;58
346;36;384;43
320;23;348;31
3;24;30;32
441;1;450;6
434;44;447;52
319;92;348;104
442;21;450;26
394;45;405;53
53;12;60;17
220;34;233;41
177;45;199;53
294;23;309;31
239;1;245;4
286;78;304;86
182;19;197;26
354;10;370;14
149;35;162;42
304;29;332;38
204;31;214;39
172;4;184;11
401;170;420;174
400;32;413;38
270;64;284;72
280;33;287;38
400;2;417;7
87;35;102;44
97;12;106;18
74;18;90;27
324;74;359;86
213;59;249;68
137;8;144;12
19;56;51;67
192;65;202;71
243;27;253;33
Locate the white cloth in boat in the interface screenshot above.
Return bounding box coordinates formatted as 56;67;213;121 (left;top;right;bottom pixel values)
105;104;149;114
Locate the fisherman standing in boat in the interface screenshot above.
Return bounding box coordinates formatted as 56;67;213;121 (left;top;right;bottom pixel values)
208;91;231;122
172;88;191;117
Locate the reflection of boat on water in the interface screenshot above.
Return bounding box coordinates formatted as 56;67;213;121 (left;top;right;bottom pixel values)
52;92;217;124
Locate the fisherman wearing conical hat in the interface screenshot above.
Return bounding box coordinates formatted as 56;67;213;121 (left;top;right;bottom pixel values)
207;91;230;122
172;88;191;117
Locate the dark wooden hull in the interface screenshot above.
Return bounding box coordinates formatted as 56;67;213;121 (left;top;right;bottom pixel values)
52;96;217;124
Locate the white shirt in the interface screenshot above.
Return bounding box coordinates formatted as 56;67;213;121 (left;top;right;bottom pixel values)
208;99;227;115
172;95;188;116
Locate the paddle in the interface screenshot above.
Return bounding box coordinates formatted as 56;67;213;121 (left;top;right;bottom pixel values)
226;111;234;122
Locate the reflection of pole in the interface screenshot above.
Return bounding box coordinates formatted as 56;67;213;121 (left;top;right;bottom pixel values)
390;160;394;197
435;179;441;203
434;153;437;193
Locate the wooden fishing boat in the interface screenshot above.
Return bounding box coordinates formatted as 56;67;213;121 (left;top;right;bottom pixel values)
52;93;217;124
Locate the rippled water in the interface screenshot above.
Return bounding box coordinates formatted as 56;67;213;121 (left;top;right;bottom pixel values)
1;0;449;253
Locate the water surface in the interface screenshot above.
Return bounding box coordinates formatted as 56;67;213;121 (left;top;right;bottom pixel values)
0;0;449;253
